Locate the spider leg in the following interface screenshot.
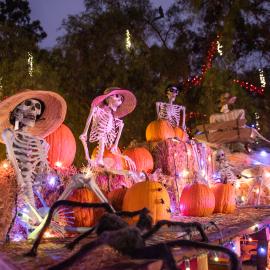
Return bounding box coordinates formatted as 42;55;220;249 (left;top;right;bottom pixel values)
142;220;209;242
25;200;113;256
133;243;178;270
66;226;96;250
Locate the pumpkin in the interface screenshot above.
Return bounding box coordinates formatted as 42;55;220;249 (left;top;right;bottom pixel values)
45;124;76;168
212;183;236;214
146;119;175;142
67;188;99;227
108;187;127;211
123;147;154;173
174;127;189;142
122;177;171;224
180;183;215;216
91;146;123;170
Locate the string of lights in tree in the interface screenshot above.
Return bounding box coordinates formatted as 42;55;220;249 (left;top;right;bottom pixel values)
27;52;33;77
125;29;132;51
183;36;265;96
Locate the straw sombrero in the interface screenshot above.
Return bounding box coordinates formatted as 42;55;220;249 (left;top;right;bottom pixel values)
0;90;66;143
91;87;137;118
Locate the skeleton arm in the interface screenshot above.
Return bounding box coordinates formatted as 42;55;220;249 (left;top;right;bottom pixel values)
80;107;97;163
110;120;124;153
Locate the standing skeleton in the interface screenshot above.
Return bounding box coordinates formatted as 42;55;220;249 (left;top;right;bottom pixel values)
156;85;186;130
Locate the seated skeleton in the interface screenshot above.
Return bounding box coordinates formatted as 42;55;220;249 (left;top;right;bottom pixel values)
156;84;186;130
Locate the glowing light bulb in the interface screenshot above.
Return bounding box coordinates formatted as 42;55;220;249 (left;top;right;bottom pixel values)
55;161;63;168
2;162;9;169
254;223;259;230
184;259;190;270
13;234;24;242
214;256;219;262
259;247;266;255
241;196;245;202
27;52;33;77
48;176;57;187
248;237;253;242
235;182;240;189
260;150;268;157
208;156;212;162
255;188;260;194
182;169;189;177
265;172;270;178
44;231;53;238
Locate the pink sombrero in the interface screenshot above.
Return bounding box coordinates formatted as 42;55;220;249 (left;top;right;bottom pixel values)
0;89;67;143
91;87;137;118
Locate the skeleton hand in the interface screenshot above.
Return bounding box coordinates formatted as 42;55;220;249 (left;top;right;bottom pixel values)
123;155;136;171
110;145;118;154
79;133;87;142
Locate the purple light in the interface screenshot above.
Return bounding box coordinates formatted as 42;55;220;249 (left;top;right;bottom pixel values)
260;150;268;157
48;176;57;187
258;247;266;255
12;234;23;242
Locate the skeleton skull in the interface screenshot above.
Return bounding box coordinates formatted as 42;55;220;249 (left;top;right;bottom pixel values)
166;86;179;104
14;99;42;128
106;94;124;112
216;149;226;162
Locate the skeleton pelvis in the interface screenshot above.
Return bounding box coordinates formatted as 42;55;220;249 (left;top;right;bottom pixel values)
91;146;124;170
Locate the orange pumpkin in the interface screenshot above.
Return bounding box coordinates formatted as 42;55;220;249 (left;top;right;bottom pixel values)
180;183;215;216
123;147;154;173
108;187;127;211
45;124;76;168
212;183;236;214
146;119;175;142
67;188;99;227
91;146;123;170
122;178;171;224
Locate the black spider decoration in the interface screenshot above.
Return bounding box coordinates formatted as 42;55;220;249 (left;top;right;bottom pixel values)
25;200;240;270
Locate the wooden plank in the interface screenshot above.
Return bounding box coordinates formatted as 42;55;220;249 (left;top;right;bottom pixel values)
195;128;253;144
196;119;246;132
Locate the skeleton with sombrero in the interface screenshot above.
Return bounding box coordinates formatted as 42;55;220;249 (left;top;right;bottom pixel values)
80;87;137;170
0;90;67;238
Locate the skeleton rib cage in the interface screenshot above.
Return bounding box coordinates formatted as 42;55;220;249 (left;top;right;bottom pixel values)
156;102;186;129
2;129;49;208
89;107;123;148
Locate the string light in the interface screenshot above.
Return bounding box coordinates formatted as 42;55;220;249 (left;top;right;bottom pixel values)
54;161;63;168
259;69;266;88
233;79;264;96
2;161;9;169
217;41;223;56
254;112;261;132
27;52;33;77
125;29;132;51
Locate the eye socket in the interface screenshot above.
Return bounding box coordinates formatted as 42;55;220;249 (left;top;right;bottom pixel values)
35;103;41;109
24;100;32;106
115;94;124;101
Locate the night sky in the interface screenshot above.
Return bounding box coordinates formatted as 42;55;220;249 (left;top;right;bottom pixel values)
29;0;173;49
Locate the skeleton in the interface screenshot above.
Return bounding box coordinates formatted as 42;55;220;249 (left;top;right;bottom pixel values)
215;149;238;184
80;93;136;170
2;99;49;209
156;85;186;129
